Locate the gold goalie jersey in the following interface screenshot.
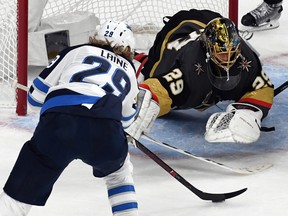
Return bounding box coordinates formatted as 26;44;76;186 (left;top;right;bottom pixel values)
140;9;274;117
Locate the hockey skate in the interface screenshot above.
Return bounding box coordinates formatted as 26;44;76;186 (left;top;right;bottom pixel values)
240;1;283;32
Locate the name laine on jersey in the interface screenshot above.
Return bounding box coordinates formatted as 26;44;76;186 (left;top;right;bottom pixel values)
100;50;129;71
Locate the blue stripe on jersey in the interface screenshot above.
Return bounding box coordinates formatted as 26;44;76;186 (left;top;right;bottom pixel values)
108;185;135;197
33;77;50;93
27;94;44;107
40;94;101;115
112;202;138;213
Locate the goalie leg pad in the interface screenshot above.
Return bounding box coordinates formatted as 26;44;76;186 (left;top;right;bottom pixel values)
125;86;160;141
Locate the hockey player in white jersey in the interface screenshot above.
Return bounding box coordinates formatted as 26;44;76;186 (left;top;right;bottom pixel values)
0;20;159;215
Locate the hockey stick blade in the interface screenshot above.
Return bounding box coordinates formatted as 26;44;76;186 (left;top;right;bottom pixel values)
142;134;273;174
132;137;247;202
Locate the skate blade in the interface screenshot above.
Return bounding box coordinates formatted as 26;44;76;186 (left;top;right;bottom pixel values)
239;20;280;32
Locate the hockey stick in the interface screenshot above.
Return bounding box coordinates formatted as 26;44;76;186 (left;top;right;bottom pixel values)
140;81;288;174
274;80;288;96
260;80;288;132
132;136;247;202
142;134;273;174
13;78;288;95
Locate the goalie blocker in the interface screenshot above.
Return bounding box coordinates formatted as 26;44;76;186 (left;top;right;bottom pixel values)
205;103;263;144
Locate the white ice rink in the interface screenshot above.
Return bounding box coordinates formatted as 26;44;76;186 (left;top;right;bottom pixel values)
1;0;288;215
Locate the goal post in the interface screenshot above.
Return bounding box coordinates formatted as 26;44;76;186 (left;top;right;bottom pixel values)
229;0;239;28
16;0;28;116
0;0;238;116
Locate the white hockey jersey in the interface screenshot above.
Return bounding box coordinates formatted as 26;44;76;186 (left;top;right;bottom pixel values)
28;44;139;128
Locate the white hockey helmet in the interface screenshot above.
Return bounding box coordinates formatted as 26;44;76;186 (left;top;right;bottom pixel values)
97;20;135;51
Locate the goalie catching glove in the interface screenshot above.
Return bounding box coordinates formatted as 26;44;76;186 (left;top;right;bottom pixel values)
205;103;263;144
125;84;160;142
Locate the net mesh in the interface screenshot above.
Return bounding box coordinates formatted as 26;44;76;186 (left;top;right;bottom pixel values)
43;0;229;33
0;0;18;107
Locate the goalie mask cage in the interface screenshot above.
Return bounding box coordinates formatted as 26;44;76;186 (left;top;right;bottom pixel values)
0;0;238;116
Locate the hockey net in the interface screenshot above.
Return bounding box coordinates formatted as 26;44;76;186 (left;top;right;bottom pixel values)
0;0;27;115
43;0;238;32
0;0;238;115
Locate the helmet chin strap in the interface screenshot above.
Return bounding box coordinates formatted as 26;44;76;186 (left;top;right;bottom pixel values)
224;68;230;81
205;51;210;63
206;51;230;81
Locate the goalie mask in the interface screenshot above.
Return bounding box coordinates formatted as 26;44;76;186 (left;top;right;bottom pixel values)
97;20;135;51
202;18;242;91
204;17;241;70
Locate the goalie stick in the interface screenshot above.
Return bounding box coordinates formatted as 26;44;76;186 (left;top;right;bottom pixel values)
131;136;247;202
142;134;273;174
16;79;284;101
139;81;288;174
274;80;288;96
13;79;288;95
